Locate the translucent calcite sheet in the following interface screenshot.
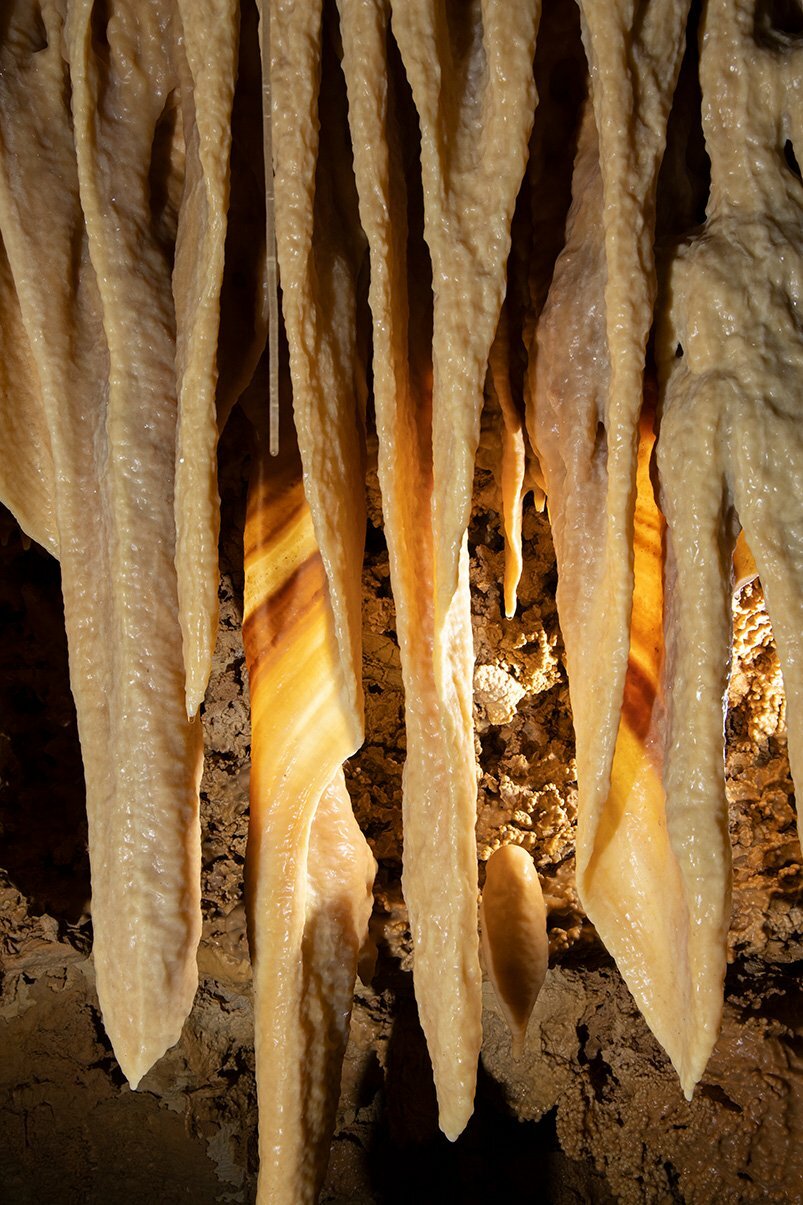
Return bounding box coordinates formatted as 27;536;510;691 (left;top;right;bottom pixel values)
243;421;374;1204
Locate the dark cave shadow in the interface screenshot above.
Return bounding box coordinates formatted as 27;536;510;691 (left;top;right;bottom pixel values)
0;510;90;926
363;951;609;1205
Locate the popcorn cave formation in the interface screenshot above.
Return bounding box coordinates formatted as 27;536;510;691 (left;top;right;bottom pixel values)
1;0;802;1202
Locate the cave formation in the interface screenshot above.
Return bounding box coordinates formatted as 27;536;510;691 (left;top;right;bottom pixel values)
1;1;802;1202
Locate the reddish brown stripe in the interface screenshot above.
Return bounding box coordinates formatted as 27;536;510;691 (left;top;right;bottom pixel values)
243;551;323;667
243;490;307;562
620;657;658;744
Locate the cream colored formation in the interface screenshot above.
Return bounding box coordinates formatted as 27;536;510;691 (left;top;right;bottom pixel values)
0;0;800;1201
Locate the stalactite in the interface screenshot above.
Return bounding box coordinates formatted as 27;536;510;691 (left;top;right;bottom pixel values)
0;0;800;1198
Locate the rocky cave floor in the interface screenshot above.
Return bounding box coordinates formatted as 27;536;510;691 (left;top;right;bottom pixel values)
1;409;802;1204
